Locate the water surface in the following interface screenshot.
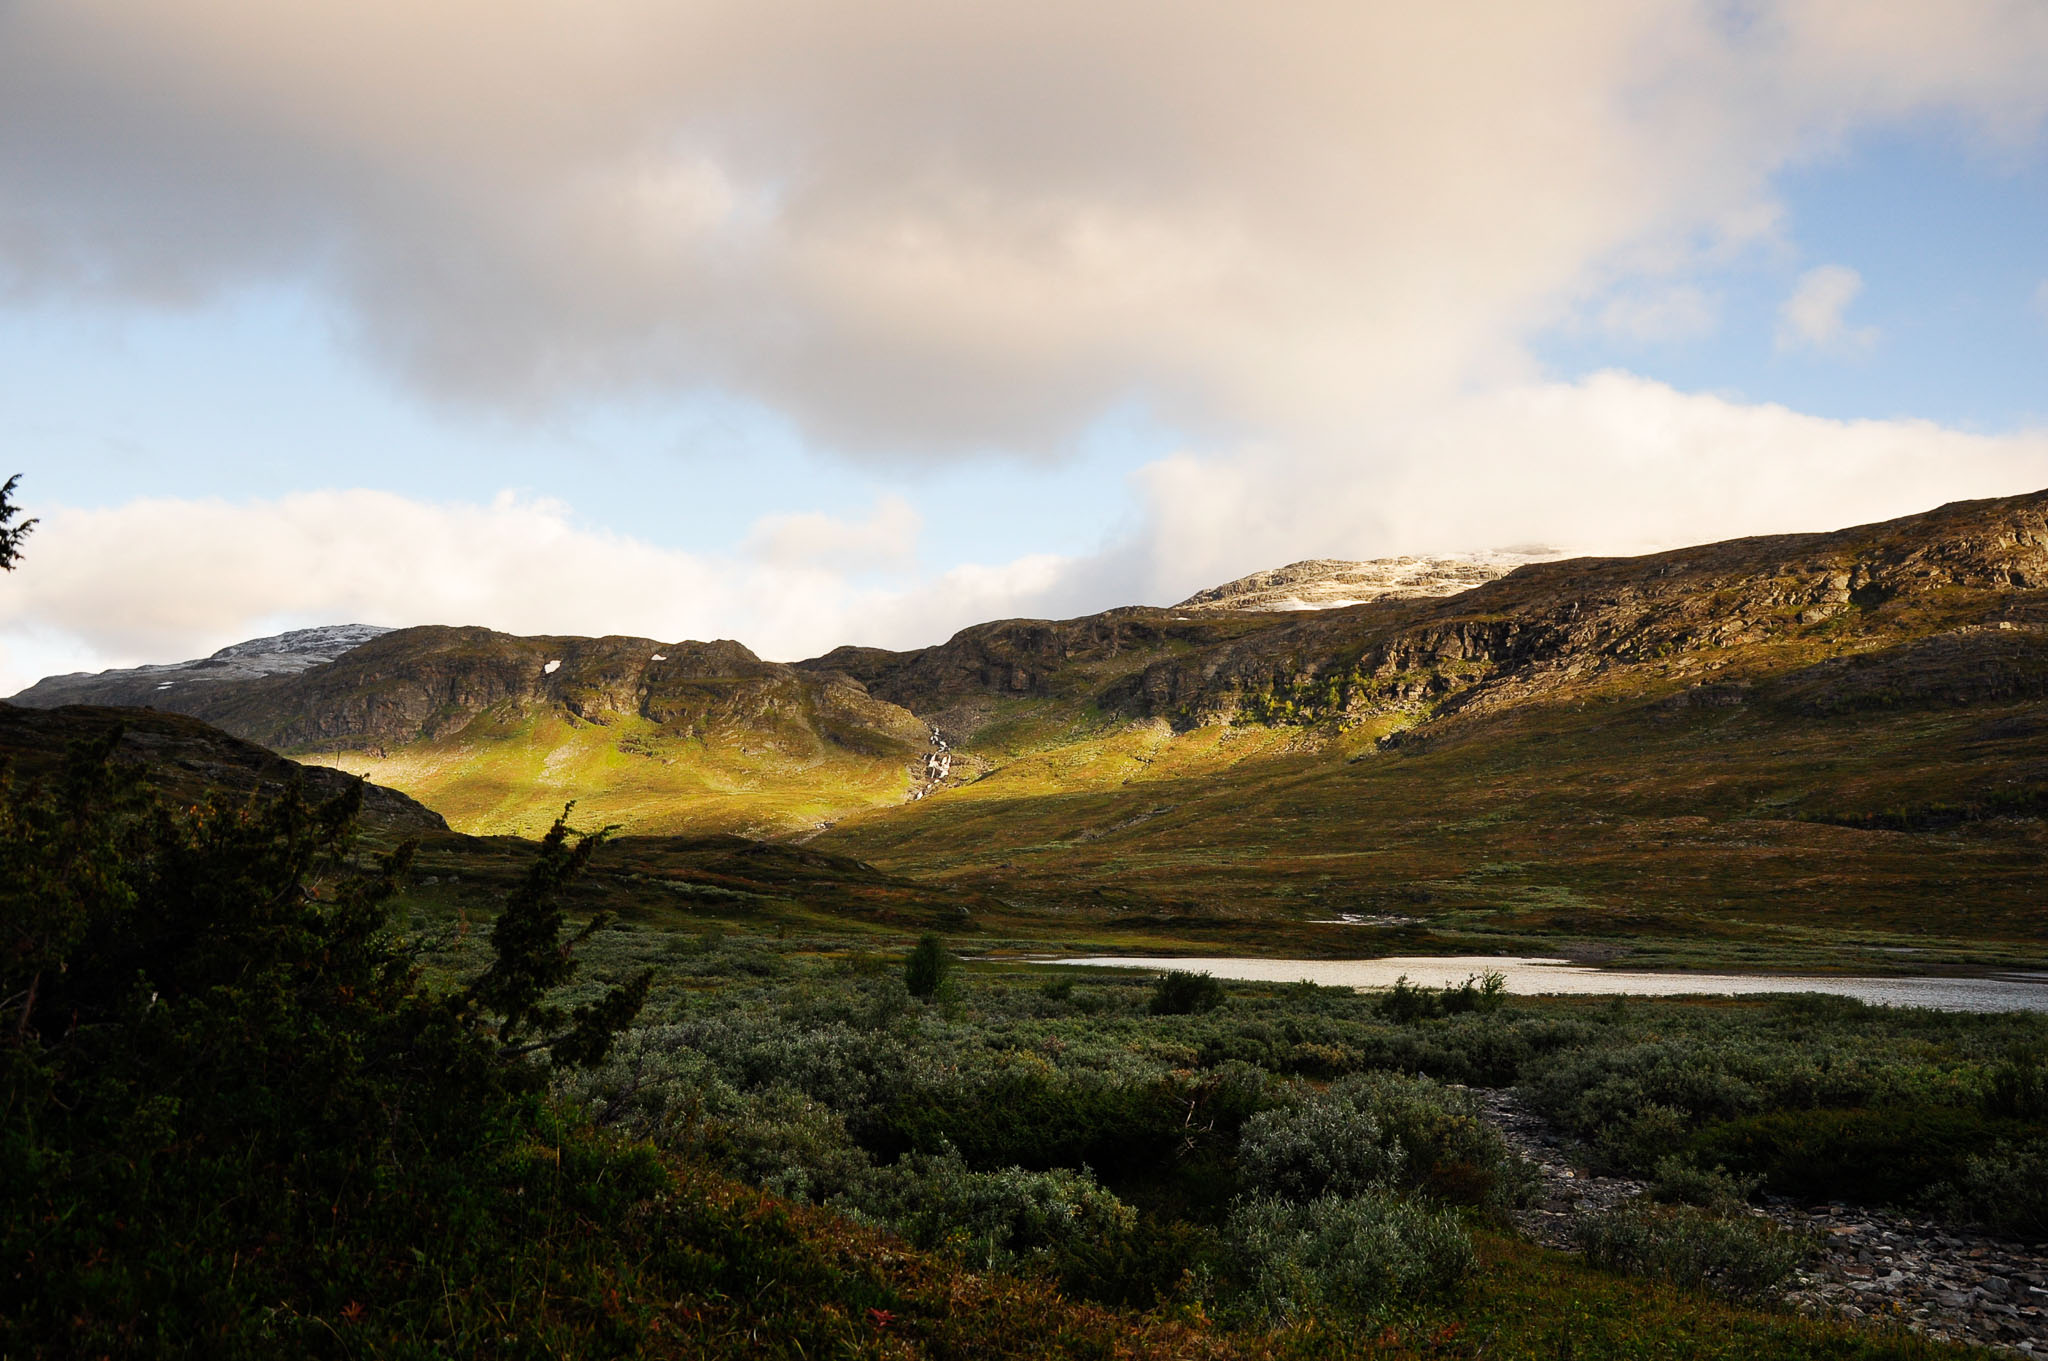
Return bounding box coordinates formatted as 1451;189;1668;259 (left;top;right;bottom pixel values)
1047;955;2048;1013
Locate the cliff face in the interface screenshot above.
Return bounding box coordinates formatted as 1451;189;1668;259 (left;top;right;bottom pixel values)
801;490;2048;734
166;626;933;762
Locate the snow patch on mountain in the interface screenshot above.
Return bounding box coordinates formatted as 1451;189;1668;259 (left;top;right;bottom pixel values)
8;625;392;707
1175;552;1564;612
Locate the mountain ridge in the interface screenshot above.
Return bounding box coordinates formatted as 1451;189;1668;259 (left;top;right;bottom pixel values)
9;491;2048;881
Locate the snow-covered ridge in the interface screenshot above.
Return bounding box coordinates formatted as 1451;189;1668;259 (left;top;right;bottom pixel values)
8;624;391;707
1174;551;1563;613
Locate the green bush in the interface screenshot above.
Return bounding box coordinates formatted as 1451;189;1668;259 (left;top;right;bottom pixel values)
1983;1050;2048;1120
1575;1202;1808;1302
1939;1139;2048;1237
1236;1092;1404;1201
1649;1156;1761;1214
1225;1191;1474;1324
1379;971;1507;1023
1149;969;1226;1016
1685;1104;2027;1205
1596;1102;1692;1174
905;932;951;999
842;1147;1135;1272
1334;1072;1539;1213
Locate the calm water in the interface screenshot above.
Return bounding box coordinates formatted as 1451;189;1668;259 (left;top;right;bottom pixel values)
1046;955;2048;1014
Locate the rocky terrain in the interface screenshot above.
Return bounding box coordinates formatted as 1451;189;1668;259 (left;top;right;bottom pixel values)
9;624;390;709
1174;553;1545;611
28;490;2048;757
1475;1088;2048;1355
14;625;930;766
813;489;2048;735
8;488;2048;863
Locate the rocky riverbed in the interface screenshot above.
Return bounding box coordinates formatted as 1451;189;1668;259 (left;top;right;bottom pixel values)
1472;1088;2048;1354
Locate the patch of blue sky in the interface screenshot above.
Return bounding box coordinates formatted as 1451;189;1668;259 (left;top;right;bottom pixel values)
1534;117;2048;431
0;281;1165;573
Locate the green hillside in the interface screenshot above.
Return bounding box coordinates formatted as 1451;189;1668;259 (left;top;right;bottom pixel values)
16;490;2048;963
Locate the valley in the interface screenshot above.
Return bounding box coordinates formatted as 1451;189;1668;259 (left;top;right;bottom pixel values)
17;487;2047;971
11;490;2048;1360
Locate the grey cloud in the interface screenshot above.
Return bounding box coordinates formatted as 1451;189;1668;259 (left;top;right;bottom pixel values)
3;1;2047;460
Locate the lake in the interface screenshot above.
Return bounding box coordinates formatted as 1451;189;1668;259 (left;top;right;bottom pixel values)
1045;955;2048;1013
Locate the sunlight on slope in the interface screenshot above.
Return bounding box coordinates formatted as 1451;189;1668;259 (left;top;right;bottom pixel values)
302;711;918;838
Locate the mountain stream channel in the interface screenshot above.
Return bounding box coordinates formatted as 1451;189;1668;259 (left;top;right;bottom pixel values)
1039;955;2048;1353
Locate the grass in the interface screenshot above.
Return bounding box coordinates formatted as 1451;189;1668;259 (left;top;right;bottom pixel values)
302;707;920;839
809;690;2048;970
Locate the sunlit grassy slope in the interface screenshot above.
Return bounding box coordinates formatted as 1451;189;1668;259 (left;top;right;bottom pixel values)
813;681;2048;966
303;709;919;838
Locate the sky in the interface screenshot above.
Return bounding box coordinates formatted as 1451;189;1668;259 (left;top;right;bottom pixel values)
3;1;2048;693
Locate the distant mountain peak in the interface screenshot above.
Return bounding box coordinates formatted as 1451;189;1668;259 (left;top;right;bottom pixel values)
8;623;391;708
1174;552;1559;612
209;623;392;661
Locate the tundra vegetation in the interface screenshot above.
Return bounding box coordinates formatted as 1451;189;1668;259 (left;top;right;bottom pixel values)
6;738;2040;1357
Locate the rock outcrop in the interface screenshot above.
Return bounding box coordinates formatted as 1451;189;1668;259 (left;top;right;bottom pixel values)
156;626;931;763
1175;554;1543;612
808;489;2048;737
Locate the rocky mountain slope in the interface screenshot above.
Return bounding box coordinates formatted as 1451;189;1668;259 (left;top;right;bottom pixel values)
1174;553;1543;611
9;491;2048;948
795;490;2048;950
10;624;390;709
805;490;2048;737
18;625;935;837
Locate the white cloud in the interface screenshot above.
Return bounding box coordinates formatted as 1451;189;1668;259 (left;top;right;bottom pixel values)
1597;285;1721;342
1776;264;1878;352
1129;373;2048;601
742;495;920;570
1;2;2044;456
0;491;1087;693
2034;278;2048;323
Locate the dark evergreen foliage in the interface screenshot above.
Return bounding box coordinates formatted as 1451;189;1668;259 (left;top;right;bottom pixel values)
0;473;32;570
1148;969;1225;1016
0;735;647;1356
904;931;950;999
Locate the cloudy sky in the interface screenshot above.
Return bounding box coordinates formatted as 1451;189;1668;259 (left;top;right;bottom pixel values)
5;1;2048;691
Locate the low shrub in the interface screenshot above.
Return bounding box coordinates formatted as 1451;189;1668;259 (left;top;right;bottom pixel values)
1225;1191;1474;1324
1685;1104;2028;1205
1378;971;1507;1023
1649;1156;1761;1214
843;1147;1135;1272
1335;1072;1540;1213
1150;969;1226;1016
1236;1092;1404;1201
1596;1101;1692;1174
1575;1202;1808;1302
1983;1050;2048;1120
1939;1139;2048;1238
1237;1072;1537;1214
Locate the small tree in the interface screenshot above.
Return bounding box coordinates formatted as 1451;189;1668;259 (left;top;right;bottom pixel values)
467;804;651;1066
1148;969;1225;1016
0;474;35;571
904;932;950;999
